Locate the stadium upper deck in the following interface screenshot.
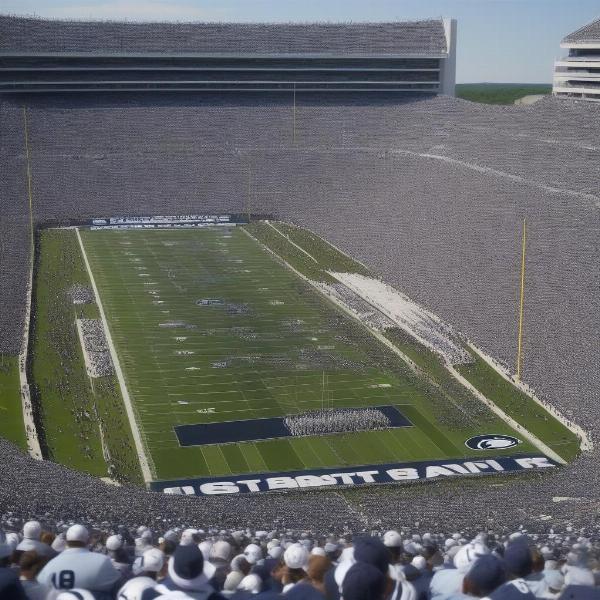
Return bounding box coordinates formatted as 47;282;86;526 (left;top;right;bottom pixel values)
553;17;600;102
0;16;456;94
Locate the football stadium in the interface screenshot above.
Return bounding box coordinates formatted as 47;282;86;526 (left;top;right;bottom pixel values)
0;10;599;600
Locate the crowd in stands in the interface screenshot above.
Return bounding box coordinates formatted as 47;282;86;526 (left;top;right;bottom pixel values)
78;319;114;378
0;90;598;571
2;519;599;600
284;408;390;437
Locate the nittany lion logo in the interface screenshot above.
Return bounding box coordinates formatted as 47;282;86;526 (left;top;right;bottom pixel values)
465;434;521;451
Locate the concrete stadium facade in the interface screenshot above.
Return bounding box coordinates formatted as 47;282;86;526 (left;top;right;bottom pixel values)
0;16;456;95
553;18;600;102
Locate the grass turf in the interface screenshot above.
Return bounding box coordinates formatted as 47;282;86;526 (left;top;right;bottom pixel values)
0;354;26;448
456;350;580;462
78;226;537;482
30;229;142;483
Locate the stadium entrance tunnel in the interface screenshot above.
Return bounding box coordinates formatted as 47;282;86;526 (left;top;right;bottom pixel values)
174;405;412;446
151;455;559;496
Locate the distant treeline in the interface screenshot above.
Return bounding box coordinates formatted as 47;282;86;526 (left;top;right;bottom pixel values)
456;83;552;105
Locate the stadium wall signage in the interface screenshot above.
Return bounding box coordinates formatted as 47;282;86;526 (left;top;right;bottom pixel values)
150;454;558;496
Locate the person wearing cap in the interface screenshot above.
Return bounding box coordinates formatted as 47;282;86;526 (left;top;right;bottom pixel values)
141;543;224;600
351;537;409;600
224;556;252;592
230;573;263;598
37;524;122;596
181;529;201;547
383;531;403;566
342;561;390;600
324;543;341;564
136;531;155;557
481;540;535;600
256;551;284;593
160;539;178;561
269;547;284;561
353;538;390;576
430;542;489;600
244;544;264;567
134;548;165;580
209;540;233;591
16;521;53;558
118;548;165;600
6;532;20;555
281;543;310;593
106;534;132;578
459;555;507;598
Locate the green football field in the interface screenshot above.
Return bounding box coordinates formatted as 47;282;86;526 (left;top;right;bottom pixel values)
78;226;545;483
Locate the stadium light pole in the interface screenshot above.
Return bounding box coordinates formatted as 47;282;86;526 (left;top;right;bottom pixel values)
516;217;527;381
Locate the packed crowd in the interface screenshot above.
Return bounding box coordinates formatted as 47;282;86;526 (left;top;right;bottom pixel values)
79;319;114;378
0;91;598;549
2;519;599;599
284;408;391;437
68;285;94;306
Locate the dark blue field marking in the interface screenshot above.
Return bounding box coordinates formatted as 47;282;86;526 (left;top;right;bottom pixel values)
150;454;560;495
175;405;412;447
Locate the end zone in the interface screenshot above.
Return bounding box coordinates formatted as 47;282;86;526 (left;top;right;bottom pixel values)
151;454;559;496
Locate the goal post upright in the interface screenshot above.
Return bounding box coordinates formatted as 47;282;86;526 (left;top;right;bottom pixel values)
516;217;527;381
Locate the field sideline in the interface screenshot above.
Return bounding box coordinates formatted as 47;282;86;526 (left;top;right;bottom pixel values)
76;225;562;482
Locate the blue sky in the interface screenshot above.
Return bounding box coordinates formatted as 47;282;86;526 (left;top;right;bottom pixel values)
2;0;599;83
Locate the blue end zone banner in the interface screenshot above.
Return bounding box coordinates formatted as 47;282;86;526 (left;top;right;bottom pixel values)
149;454;559;496
175;405;411;447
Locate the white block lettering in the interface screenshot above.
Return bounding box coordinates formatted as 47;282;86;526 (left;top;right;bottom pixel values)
199;482;240;495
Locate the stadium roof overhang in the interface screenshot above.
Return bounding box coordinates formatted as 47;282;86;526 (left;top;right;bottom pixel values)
0;51;448;59
560;41;600;49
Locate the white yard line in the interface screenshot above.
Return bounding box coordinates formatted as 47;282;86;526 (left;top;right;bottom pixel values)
76;228;154;484
18;257;42;460
265;221;319;263
242;228;424;379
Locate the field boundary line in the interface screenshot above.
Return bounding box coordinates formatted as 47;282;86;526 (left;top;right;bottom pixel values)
76;228;154;484
18;242;42;460
264;220;319;263
465;342;592;452
447;366;566;464
244;226;566;465
243;228;432;378
287;222;372;272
